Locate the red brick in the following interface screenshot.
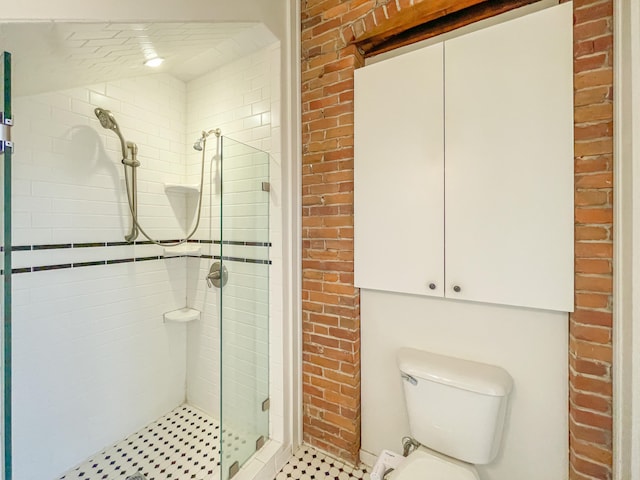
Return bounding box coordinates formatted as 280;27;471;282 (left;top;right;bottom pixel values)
571;370;613;396
575;172;613;188
573;309;613;327
571;389;611;414
575;274;613;293
572;323;611;344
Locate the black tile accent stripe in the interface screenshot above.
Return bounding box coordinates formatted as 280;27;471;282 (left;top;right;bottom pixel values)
187;239;272;247
6;239;271;273
10;268;31;274
73;261;106;268
224;240;272;247
107;258;135;265
221;256;271;265
135;256;161;262
12;238;271;251
33;264;72;272
33;243;72;250
9;255;270;274
73;242;106;248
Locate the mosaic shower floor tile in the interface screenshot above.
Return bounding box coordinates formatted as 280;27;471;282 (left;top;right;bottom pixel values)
59;410;369;480
59;404;222;480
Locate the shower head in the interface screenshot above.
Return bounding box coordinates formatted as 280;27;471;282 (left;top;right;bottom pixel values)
192;129;221;151
94;108;119;131
94;107;128;160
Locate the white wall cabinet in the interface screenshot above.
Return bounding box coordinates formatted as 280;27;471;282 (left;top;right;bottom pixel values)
354;3;574;312
354;42;445;297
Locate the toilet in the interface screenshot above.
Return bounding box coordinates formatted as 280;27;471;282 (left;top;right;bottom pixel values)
391;348;513;480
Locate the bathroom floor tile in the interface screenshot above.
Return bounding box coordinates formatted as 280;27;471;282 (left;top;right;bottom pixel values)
276;446;369;480
58;404;242;480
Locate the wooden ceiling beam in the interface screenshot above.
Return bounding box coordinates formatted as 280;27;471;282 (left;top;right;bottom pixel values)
355;0;543;57
354;0;490;45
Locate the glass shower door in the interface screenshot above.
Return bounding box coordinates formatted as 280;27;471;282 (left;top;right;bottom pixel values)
1;50;12;480
219;137;270;480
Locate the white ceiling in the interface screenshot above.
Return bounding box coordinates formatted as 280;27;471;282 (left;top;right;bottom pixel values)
0;21;278;95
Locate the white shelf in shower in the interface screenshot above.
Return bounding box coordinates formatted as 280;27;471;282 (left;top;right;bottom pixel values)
163;244;202;257
163;307;200;323
164;183;200;195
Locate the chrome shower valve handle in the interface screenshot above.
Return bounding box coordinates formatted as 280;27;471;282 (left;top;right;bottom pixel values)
206;262;228;288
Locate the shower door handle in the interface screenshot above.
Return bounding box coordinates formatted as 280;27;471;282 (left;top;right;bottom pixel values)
206;261;228;288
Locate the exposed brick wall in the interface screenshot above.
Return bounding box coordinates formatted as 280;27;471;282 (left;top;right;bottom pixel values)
570;0;614;478
301;0;615;477
301;0;366;462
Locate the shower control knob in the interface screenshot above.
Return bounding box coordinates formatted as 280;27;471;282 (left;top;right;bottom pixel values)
453;285;461;293
206;261;229;288
428;283;436;290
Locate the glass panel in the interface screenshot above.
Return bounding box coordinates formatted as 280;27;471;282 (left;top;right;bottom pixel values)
220;136;270;480
1;50;12;480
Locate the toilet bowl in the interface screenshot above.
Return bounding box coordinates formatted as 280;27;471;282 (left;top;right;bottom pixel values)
390;448;480;480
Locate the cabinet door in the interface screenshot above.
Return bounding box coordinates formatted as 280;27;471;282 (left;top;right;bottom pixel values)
354;43;445;296
444;3;574;311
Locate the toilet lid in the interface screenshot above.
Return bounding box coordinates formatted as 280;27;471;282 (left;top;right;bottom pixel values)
391;448;480;480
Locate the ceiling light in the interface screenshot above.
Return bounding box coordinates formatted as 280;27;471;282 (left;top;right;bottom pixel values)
144;57;164;68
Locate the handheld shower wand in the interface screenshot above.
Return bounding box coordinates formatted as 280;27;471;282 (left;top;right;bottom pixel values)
94;107;139;241
94;108;140;167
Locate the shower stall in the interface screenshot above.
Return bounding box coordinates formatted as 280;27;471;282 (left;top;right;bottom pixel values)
0;20;283;480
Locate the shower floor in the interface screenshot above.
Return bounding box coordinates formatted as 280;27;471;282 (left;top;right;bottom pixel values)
59;404;249;480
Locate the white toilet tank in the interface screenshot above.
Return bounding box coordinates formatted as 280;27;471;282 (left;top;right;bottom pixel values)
397;348;513;465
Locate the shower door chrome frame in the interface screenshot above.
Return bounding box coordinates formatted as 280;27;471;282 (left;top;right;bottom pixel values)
1;50;13;480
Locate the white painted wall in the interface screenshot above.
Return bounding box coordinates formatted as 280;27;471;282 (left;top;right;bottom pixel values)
360;289;568;480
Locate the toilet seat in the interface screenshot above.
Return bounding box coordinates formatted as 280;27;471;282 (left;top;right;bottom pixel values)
390;448;480;480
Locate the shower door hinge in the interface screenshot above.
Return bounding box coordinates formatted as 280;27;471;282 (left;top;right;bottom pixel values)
261;181;270;192
229;461;240;479
0;112;13;154
262;397;270;412
256;435;266;451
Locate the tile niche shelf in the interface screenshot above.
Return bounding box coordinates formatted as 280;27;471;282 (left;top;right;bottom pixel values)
162;182;202;259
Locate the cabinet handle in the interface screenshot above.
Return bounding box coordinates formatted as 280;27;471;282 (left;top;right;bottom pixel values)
429;283;436;290
453;285;461;293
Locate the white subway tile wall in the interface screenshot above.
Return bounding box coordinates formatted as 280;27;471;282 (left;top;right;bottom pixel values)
10;38;283;480
13;74;188;245
12;260;188;480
